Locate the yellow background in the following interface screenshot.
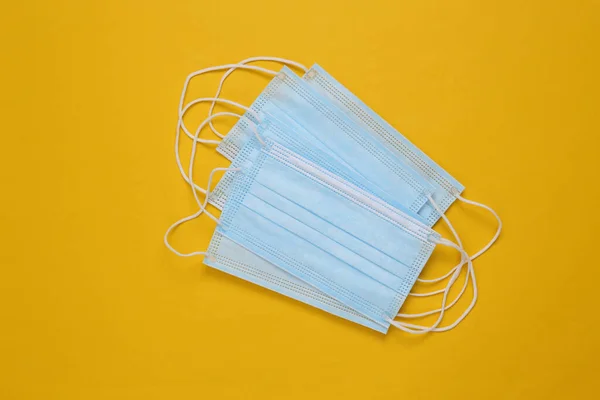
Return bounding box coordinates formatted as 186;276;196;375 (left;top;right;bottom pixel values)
1;1;599;398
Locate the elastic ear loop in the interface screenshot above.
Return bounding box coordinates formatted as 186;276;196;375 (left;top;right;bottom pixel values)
403;191;501;329
416;190;502;284
401;194;474;321
206;57;308;138
395;192;497;330
178;64;278;141
165;104;264;256
164;166;241;257
179;96;261;142
186;107;263;211
175;98;262;193
393;249;476;333
409;193;465;295
387;238;471;334
396;246;478;332
452;188;502;261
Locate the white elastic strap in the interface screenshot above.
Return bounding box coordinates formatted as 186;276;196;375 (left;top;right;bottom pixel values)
164;166;240;257
397;196;486;329
186;109;243;211
394;261;477;332
400;203;473;319
179;97;260;142
453;190;502;261
175;112;248;193
403;193;471;316
398;263;473;319
175;99;263;194
415;191;502;284
177;63;277;130
388;238;470;334
188;111;242;145
207;57;307;138
396;193;483;330
416;194;464;284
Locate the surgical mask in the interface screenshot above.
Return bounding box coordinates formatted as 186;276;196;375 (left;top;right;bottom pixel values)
169;57;496;333
301;64;502;264
199;62;500;265
210;115;424;223
165;121;463;333
215;66;436;215
166;105;400;333
212;139;470;331
304;64;462;226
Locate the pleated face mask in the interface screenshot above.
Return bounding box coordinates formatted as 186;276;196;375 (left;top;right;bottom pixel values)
167;134;390;332
167;106;407;332
215;66;436;215
210;139;468;329
297;66;502;273
210;115;423;223
303;64;463;226
167;56;501;334
174;115;427;333
166;129;469;333
188;60;500;261
170;130;397;332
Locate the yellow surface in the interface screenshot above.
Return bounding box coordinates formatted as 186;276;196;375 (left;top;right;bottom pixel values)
1;1;599;398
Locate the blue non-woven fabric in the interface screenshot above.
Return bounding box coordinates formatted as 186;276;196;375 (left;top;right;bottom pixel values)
214;140;439;327
303;64;465;226
216;66;435;215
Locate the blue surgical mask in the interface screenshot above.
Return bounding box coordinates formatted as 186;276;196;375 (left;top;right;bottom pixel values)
167;58;500;334
200;123;426;333
217;66;435;215
300;64;502;269
165;134;468;333
210;116;424;223
176;60;500;262
302;64;465;226
213;139;466;328
167;126;389;332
